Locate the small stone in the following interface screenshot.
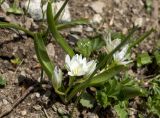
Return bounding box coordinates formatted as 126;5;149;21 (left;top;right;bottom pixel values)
46;43;55;62
20;70;26;77
33;105;42;111
25;0;42;20
85;27;93;32
122;28;128;34
21;110;27;116
2;99;9;105
90;1;105;13
35;92;40;98
71;25;83;33
33;55;38;61
114;0;120;5
1;1;10;13
25;0;71;22
52;105;57;112
57;108;68;115
134;17;143;27
90;14;103;24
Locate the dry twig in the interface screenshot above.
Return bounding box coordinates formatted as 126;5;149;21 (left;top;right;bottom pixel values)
0;85;36;118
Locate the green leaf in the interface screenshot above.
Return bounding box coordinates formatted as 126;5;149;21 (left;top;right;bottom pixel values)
67;65;124;101
76;38;92;57
76;36;105;57
119;77;146;100
7;0;23;15
0;0;5;5
96;91;109;107
114;102;128;118
57;19;88;30
7;7;23;15
33;33;54;80
96;76;146;107
145;0;152;13
80;93;95;108
147;96;160;117
47;2;74;57
87;66;125;86
119;86;145;100
0;22;34;37
0;75;6;87
10;56;21;65
137;52;152;67
154;50;160;66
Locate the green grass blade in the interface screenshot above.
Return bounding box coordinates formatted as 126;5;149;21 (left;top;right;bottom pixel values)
57;19;88;30
54;0;70;21
33;33;54;80
47;2;74;57
0;22;34;37
128;28;155;51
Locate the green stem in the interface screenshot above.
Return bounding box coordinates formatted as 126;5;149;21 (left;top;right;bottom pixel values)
70;90;82;117
0;22;34;37
55;89;65;95
40;68;44;81
65;76;75;95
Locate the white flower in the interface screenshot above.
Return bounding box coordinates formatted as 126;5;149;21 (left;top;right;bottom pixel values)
52;66;62;89
104;32;121;53
113;45;131;64
104;32;131;65
65;54;97;76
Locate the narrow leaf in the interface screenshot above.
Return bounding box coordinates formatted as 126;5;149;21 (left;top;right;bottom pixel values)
129;28;154;51
57;19;88;30
54;0;70;21
0;22;34;37
47;2;74;57
33;33;54;80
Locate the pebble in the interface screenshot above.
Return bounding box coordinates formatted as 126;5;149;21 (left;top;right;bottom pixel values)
71;25;83;33
85;26;93;32
25;0;71;22
2;99;9;105
35;92;40;98
46;43;55;62
1;1;10;13
134;17;143;27
21;110;27;116
90;14;103;24
33;105;42;111
57;107;68;115
52;105;57;111
25;0;42;20
90;1;105;14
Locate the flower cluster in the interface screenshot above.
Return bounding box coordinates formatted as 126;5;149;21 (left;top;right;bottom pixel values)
104;32;131;65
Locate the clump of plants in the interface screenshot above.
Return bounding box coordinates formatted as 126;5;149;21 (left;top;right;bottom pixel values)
0;0;159;117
